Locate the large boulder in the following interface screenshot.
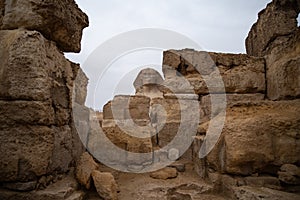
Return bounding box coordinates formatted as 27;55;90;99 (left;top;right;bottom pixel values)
206;100;300;176
0;125;75;182
75;152;99;189
1;0;89;52
92;171;118;200
0;29;88;183
150;167;178;180
266;29;300;100
246;0;300;57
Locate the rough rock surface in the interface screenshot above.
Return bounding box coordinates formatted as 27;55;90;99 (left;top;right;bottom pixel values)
163;50;266;95
246;0;300;57
0;0;4;27
0;176;85;200
75;152;99;189
232;186;300;200
150;167;178;180
278;164;300;185
245;0;300;100
266;29;300;100
0;22;88;191
92;171;118;200
1;0;89;52
205;100;300;176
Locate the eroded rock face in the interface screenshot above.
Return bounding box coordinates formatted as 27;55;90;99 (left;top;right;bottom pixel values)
0;0;4;27
246;0;300;57
0;29;88;183
92;171;118;200
245;0;300;101
266;29;300;100
278;164;300;185
1;0;89;52
150;167;178;180
75;152;99;189
163;50;266;95
206;100;300;176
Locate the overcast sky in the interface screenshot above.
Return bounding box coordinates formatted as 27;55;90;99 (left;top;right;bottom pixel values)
66;0;274;110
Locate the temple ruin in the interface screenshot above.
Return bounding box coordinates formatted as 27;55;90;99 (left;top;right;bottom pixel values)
0;0;300;199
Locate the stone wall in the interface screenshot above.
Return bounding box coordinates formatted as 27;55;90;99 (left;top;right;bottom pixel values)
95;0;300;195
245;0;300;57
246;0;300;100
192;0;300;196
1;0;299;199
0;0;88;194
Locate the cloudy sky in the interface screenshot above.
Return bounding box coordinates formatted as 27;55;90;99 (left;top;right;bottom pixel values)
66;0;274;110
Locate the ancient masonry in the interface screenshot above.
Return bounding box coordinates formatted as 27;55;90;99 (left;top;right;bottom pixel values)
0;0;300;200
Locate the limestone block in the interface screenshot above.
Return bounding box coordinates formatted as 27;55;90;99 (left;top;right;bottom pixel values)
206;100;300;176
1;0;89;52
0;126;54;182
0;100;55;126
150;167;178;180
246;0;299;56
75;152;99;189
92;171;118;200
103;95;150;121
162;50;265;95
266;30;300;100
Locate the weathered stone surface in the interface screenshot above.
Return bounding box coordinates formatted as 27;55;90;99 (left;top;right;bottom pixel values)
150;97;199;150
246;0;300;56
1;0;89;52
151;97;199;124
0;30;78;101
92;171;118;200
0;100;55;126
98;121;153;168
102;123;153;153
232;186;300;200
161;77;195;94
33;176;77;199
168;161;186;172
244;176;281;189
200;93;265;123
103;95;150;121
150;167;178;180
73;66;89;105
3;181;37;191
0;176;82;200
278;164;300;185
0;125;54;182
0;125;76;182
280;164;300;176
162;50;266;95
0;0;4;27
155;122;180;147
206;100;300;176
266;29;300;100
48;126;74;173
0;29;88;183
75;152;99;189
